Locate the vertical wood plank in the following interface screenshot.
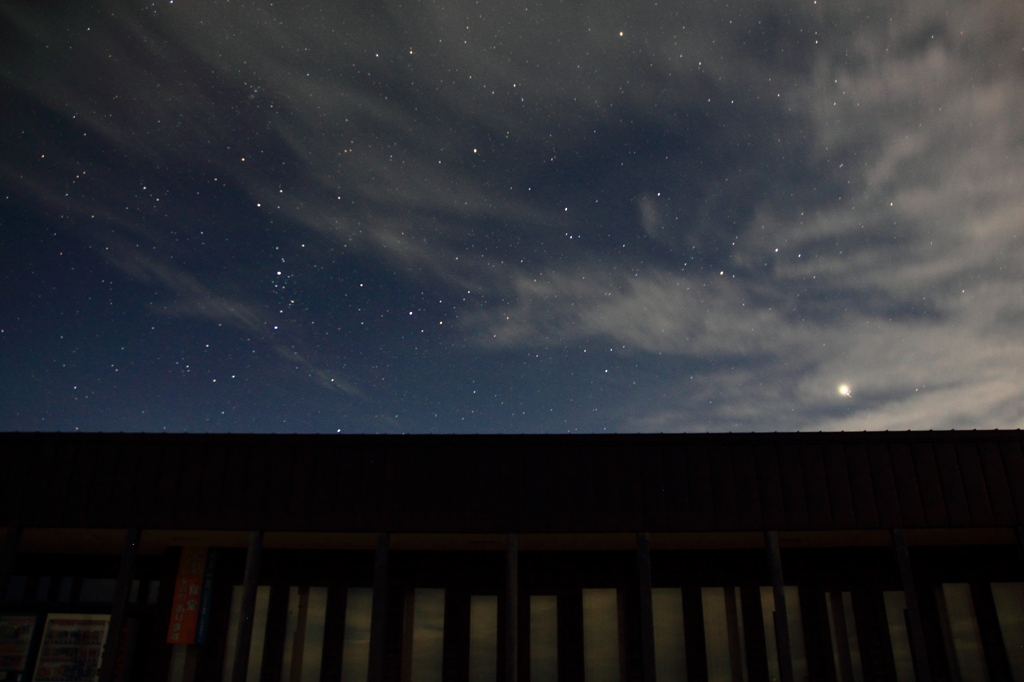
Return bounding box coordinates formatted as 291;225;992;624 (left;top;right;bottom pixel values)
261;582;292;682
442;589;471;682
291;587;311;682
741;584;769;682
798;586;836;682
890;529;931;682
98;527;142;682
682;586;707;682
764;531;793;682
851;590;898;682
828;592;854;682
637;533;656;682
969;582;1013;682
558;589;584;682
505;534;518;682
320;585;348;682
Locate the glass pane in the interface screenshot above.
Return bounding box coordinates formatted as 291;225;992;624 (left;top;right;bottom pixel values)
409;588;445;682
222;585;272;682
991;582;1024;682
652;588;687;682
341;587;373;682
4;575;27;602
583;588;621;682
280;586;328;682
825;592;863;682
531;595;558;682
702;587;747;682
941;584;988;682
302;586;329;682
79;578;116;602
57;576;73;602
35;576;51;601
882;591;914;682
469;595;498;682
759;586;806;682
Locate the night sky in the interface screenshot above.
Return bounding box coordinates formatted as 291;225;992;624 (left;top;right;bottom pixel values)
2;0;1023;433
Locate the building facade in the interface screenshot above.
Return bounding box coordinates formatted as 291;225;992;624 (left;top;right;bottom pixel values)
1;431;1023;682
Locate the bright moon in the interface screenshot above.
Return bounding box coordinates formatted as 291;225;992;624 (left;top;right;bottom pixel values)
838;384;851;397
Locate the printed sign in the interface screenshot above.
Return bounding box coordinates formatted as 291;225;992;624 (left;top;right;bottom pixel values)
32;614;109;682
166;547;208;644
0;615;37;673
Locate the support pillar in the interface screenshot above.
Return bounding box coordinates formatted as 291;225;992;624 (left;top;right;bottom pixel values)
99;527;142;682
637;532;656;682
505;533;519;682
232;530;264;682
890;529;932;682
368;532;390;682
764;530;793;682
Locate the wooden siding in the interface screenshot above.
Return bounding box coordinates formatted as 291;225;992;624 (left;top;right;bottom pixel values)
1;431;1023;532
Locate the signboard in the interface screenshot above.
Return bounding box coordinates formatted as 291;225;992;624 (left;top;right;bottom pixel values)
167;547;208;644
0;616;37;674
32;614;109;682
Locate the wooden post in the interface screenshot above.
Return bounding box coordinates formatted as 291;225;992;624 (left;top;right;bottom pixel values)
505;533;519;682
890;529;932;682
98;527;142;682
764;531;793;682
233;530;265;682
0;525;22;613
636;532;656;682
368;532;390;682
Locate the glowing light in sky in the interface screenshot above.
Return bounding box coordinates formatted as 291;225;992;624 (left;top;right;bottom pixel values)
838;384;852;397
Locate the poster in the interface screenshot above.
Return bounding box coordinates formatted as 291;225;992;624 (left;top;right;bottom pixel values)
32;614;109;682
166;547;208;644
0;616;37;673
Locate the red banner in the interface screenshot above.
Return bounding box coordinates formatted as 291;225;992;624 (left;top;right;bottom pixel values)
166;547;208;644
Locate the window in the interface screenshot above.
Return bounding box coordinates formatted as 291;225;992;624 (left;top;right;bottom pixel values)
652;588;687;682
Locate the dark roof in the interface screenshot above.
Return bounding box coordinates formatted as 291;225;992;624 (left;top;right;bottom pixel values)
2;431;1023;533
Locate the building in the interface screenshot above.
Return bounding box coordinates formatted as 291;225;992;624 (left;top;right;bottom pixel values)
1;431;1023;682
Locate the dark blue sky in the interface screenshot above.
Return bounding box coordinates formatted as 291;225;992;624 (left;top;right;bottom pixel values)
2;0;1023;433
